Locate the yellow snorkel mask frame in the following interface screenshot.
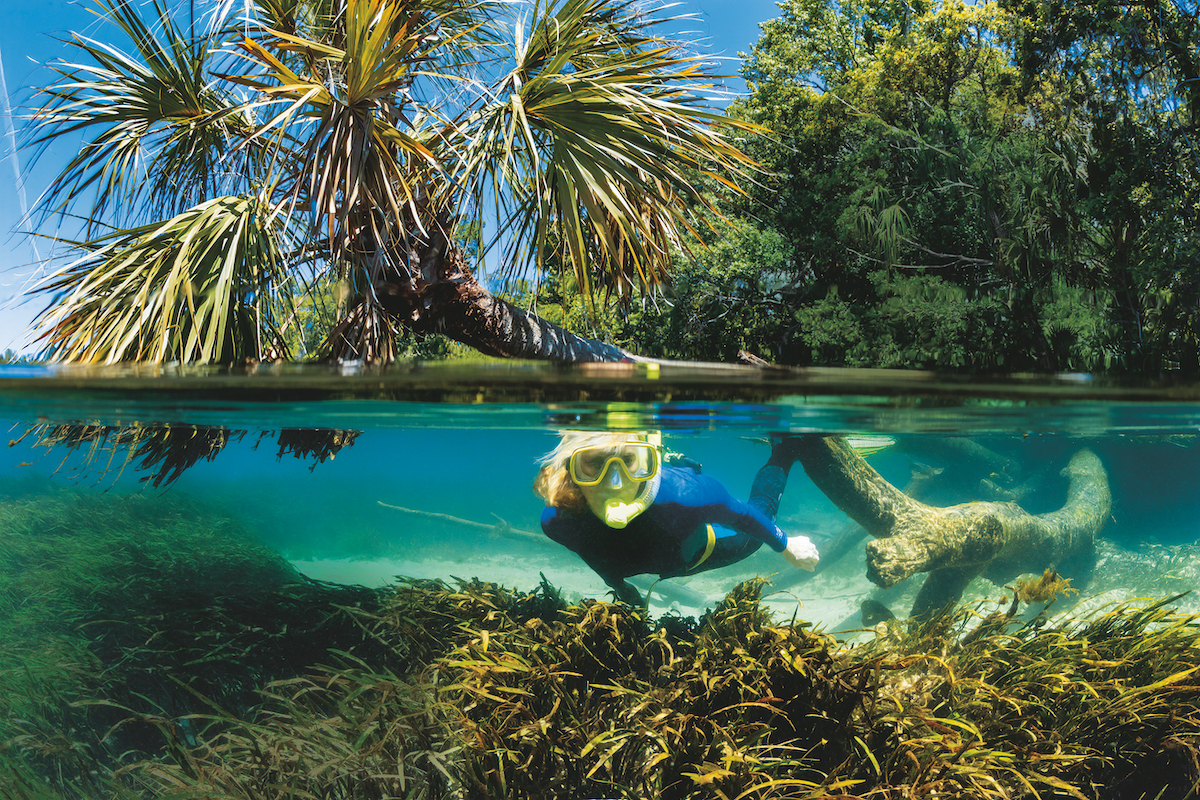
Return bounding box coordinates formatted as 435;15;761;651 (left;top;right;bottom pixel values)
568;441;660;487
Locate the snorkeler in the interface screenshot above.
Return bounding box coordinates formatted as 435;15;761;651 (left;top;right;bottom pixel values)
534;432;819;606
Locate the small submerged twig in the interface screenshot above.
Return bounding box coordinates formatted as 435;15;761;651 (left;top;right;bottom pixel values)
377;501;549;546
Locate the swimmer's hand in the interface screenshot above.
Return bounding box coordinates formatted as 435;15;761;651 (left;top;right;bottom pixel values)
782;534;819;571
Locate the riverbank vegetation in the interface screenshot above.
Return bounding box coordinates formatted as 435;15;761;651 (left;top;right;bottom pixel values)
530;0;1200;375
21;0;1200;376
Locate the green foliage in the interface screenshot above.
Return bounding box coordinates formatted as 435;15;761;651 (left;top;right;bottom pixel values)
714;0;1200;374
793;272;1013;369
25;0;1200;371
617;220;798;361
277;272;474;361
276;272;345;360
525;215;802;362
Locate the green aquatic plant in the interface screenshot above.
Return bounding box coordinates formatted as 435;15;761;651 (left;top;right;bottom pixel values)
5;522;1200;800
1013;569;1078;606
0;479;394;794
347;582;1200;799
857;593;1200;799
121;577;871;799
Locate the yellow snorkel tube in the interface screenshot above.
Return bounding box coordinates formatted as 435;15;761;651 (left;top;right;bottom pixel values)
596;479;654;528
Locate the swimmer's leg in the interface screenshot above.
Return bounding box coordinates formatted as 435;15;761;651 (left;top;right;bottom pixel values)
748;435;802;520
606;577;644;607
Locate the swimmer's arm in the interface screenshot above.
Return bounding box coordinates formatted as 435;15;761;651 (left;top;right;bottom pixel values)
540;506;581;549
702;478;819;569
698;478;787;551
584;557;643;606
541;510;644;605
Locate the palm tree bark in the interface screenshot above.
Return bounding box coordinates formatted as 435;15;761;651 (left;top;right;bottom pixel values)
409;275;636;362
792;435;1111;612
323;221;637;363
326;281;634;363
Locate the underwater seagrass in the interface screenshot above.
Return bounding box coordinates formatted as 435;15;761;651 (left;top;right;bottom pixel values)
2;469;1199;800
0;479;395;794
5;568;1195;800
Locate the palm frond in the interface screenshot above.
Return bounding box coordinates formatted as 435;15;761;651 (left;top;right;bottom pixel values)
32;195;287;364
27;0;261;231
462;0;763;304
233;0;460;270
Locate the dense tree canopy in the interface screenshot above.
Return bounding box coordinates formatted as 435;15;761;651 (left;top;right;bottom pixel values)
557;0;1200;374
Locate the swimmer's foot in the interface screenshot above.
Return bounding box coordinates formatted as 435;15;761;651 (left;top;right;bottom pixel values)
767;433;806;462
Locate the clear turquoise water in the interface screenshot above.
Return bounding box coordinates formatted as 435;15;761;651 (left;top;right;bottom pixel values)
2;362;1199;629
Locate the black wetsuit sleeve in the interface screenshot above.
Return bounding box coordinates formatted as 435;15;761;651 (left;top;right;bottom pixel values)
541;506;578;549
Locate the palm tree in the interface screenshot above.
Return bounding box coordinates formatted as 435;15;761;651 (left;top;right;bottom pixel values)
26;0;758;365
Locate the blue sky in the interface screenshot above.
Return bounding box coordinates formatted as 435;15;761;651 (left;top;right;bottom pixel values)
0;0;784;354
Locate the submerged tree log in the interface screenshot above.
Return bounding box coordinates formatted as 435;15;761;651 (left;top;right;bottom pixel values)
773;460;947;590
793;436;1111;602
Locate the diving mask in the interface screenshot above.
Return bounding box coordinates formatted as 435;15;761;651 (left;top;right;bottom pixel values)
569;441;661;528
569;442;660;486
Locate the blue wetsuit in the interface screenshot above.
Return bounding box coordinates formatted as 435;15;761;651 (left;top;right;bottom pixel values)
541;462;790;597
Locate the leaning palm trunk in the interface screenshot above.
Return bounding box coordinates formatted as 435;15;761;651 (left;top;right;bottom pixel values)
324;283;632;362
396;280;634;362
323;242;634;363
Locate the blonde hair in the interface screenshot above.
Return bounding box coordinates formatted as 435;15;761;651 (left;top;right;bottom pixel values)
533;431;654;512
